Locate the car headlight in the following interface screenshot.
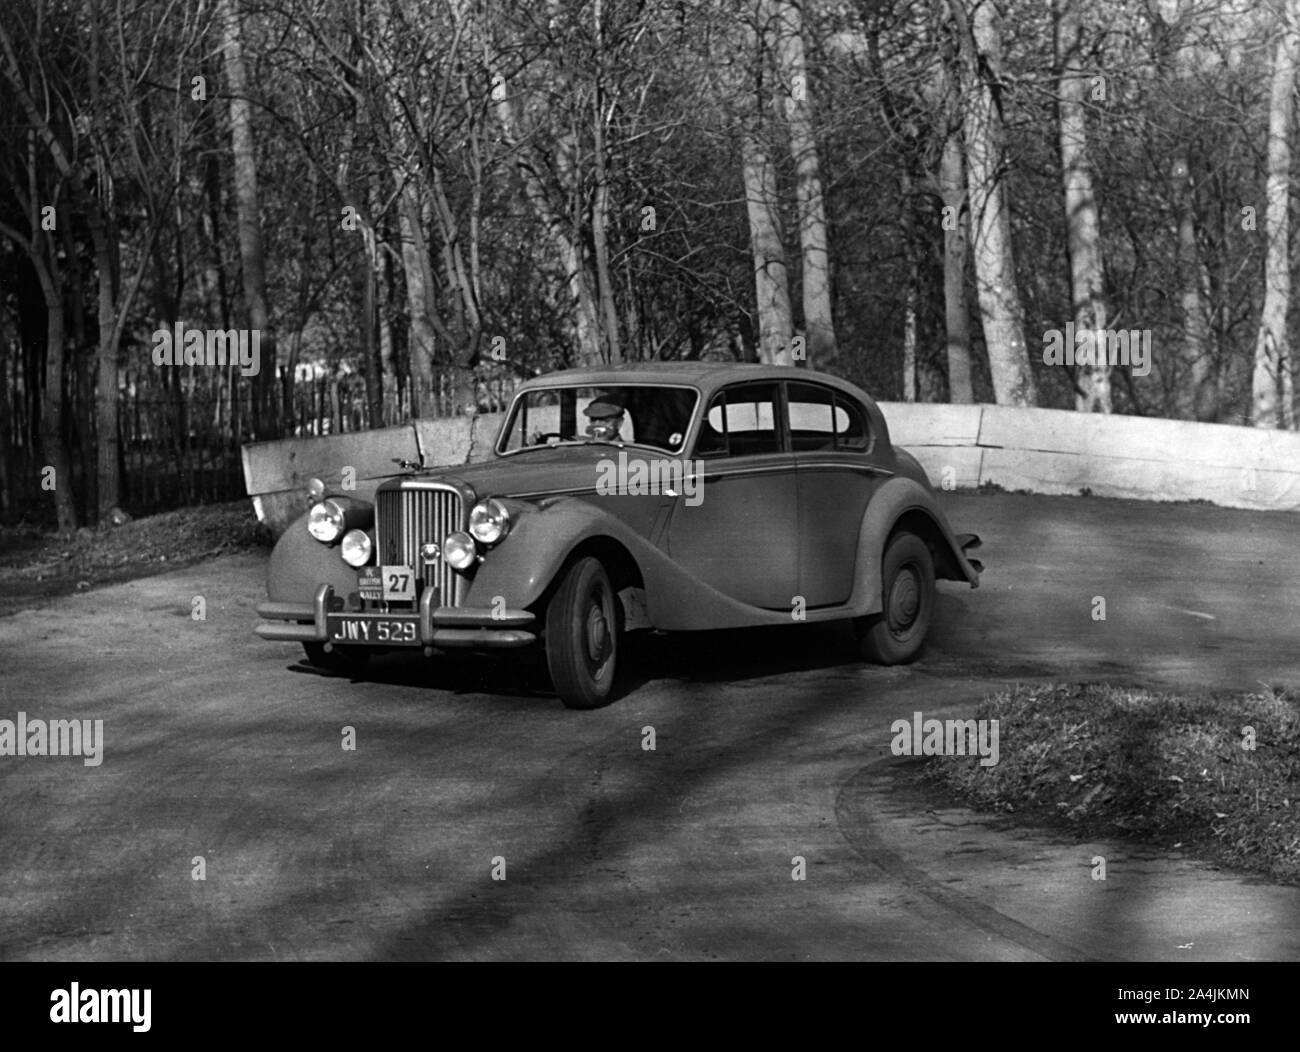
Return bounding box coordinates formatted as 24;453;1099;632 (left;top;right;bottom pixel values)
308;499;346;542
341;529;373;567
442;531;477;571
469;498;511;545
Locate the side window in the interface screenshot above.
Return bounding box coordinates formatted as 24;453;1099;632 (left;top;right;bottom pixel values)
787;383;836;452
697;382;780;457
833;393;870;451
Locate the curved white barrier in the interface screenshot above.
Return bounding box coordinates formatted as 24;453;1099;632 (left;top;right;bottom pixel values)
243;402;1300;538
881;403;1300;513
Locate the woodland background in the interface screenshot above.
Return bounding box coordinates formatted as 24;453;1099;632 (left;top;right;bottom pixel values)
2;0;1299;530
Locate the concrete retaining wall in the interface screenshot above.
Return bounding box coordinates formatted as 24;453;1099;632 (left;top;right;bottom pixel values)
241;414;502;536
242;402;1300;536
883;403;1300;512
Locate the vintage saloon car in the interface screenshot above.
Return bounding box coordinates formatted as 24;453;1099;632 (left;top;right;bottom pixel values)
255;363;983;709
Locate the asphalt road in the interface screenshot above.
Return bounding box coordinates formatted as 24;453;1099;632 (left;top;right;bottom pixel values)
2;492;1299;961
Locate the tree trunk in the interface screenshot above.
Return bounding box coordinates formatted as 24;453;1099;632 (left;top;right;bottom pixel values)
742;129;795;365
769;0;836;367
902;276;918;402
90;222;121;518
369;170;395;387
591;0;623;364
32;248;77;531
951;0;1038;406
1252;0;1300;428
361;226;384;428
1169;151;1216;420
1156;2;1218;422
1056;0;1111;413
591;124;622;366
199;150;231;328
59;219;94;518
87;3;122;519
378;253;395;387
219;0;276;438
428;163;482;411
939;131;975;403
740;6;794;366
395;185;438;415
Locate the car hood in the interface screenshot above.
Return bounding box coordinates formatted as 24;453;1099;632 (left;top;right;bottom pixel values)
412;445;647;501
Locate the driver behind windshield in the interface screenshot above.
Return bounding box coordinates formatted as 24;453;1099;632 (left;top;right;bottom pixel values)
584;394;626;442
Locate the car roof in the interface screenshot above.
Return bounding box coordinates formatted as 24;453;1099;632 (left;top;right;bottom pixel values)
514;362;876;404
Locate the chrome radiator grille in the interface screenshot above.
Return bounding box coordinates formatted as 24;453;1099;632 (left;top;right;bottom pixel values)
376;486;464;606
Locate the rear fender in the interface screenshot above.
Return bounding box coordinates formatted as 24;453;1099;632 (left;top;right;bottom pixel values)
848;477;981;616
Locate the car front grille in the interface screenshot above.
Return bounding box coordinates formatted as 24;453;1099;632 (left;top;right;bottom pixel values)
376;485;465;606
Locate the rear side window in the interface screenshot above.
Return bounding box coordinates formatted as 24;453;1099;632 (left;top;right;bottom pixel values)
787;382;835;451
697;382;781;457
833;392;870;450
787;382;870;452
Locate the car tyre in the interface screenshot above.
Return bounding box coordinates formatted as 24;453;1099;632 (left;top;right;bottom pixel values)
545;556;619;709
301;641;370;674
855;531;935;665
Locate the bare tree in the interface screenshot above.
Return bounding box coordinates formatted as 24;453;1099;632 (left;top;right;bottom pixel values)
939;127;975;402
768;0;836;367
0;20;81;528
1151;1;1219;421
950;0;1038;406
1056;0;1111;412
1251;0;1300;428
741;3;794;364
470;0;608;367
219;0;277;438
590;0;623;364
0;204;77;530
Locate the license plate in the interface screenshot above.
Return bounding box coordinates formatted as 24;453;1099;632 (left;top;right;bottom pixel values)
380;565;416;601
327;615;419;646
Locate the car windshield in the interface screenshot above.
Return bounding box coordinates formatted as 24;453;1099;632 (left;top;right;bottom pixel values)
499;384;698;455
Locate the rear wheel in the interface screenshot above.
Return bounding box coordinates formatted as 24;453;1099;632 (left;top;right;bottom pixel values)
855;531;935;665
301;641;370;674
545;557;619;709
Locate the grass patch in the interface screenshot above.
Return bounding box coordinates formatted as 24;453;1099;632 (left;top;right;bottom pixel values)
0;500;271;616
924;683;1300;885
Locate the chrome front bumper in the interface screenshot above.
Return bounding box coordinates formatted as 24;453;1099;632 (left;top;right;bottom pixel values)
255;583;536;650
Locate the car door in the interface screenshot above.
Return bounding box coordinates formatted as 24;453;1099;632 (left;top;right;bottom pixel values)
665;381;798;610
788;381;882;608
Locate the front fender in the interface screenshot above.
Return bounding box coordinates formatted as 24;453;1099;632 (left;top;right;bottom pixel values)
462;498;663;611
847;476;981;616
267;512;363;604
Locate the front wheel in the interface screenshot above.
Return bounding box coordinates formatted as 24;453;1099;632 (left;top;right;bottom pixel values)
854;531;935;665
545;557;619;709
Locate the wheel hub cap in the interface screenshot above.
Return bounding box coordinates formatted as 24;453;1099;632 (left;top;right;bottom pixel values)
585;603;609;664
889;567;920;633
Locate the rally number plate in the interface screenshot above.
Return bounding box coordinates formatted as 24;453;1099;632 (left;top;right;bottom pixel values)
357;565;415;602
